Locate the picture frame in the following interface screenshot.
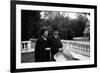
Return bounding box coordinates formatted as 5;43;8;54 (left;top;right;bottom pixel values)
10;0;97;72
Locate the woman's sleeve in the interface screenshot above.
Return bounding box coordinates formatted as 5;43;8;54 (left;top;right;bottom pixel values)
58;38;63;48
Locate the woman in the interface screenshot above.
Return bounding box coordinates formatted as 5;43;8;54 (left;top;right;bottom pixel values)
48;29;63;61
35;28;50;62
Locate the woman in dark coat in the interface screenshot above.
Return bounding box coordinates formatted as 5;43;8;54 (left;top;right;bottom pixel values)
35;29;50;62
48;30;63;61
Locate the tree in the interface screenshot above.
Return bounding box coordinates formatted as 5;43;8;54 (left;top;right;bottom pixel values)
21;10;41;41
40;11;89;40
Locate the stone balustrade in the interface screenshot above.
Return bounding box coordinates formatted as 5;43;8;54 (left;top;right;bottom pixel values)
21;41;33;53
61;40;90;57
21;39;90;57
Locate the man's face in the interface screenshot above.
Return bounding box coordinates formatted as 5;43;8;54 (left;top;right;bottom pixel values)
53;31;59;38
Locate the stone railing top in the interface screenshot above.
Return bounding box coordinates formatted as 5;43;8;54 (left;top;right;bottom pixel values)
61;40;90;45
30;39;37;42
21;41;31;43
21;39;90;45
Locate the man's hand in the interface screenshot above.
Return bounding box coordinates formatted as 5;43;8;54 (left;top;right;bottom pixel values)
45;48;51;51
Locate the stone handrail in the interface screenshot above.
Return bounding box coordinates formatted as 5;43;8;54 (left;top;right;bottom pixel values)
21;39;90;57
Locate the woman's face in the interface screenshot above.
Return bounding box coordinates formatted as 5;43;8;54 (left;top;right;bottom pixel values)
43;31;48;37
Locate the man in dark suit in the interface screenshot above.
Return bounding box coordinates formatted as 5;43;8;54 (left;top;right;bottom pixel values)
48;29;63;61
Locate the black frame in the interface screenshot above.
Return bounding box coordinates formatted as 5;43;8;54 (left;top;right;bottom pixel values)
10;0;97;72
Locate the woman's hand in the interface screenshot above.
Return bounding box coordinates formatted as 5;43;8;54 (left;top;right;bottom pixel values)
59;48;63;52
45;48;51;51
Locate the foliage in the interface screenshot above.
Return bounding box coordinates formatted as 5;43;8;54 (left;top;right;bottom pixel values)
21;11;90;41
40;12;89;40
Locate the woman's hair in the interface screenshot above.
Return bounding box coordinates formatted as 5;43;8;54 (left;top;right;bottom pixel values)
40;28;48;36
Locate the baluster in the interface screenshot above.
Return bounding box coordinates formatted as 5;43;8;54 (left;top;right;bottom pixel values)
86;45;88;52
80;44;81;50
26;43;28;50
80;45;82;51
77;44;79;50
24;43;25;50
70;43;72;50
88;46;90;52
84;45;86;51
85;45;88;52
75;43;77;49
82;45;85;51
73;43;75;49
73;43;75;50
76;43;78;49
21;43;23;51
27;41;31;50
79;44;81;50
82;45;84;51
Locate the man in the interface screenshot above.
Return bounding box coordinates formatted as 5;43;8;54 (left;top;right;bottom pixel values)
48;29;63;61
